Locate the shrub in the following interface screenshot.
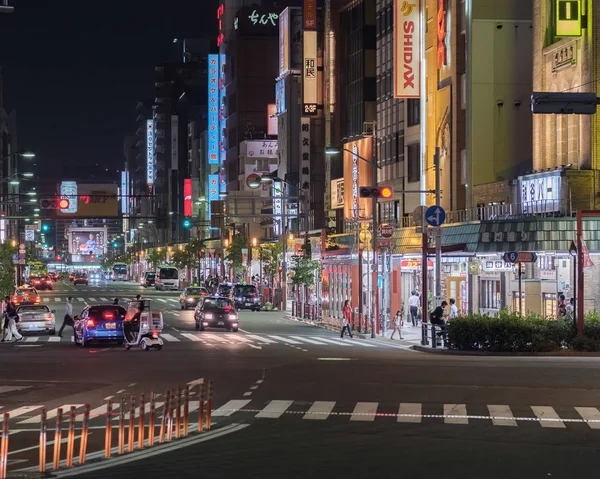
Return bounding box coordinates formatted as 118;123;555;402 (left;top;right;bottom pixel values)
572;336;600;352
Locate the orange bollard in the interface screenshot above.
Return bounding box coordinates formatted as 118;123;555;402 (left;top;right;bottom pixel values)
198;381;204;432
66;406;76;467
175;387;181;439
52;408;63;471
206;381;213;430
159;389;170;443
79;404;90;464
148;393;156;446
0;413;9;479
167;389;174;441
104;400;112;458
183;385;190;437
128;396;136;452
138;393;145;448
118;398;125;455
39;409;47;474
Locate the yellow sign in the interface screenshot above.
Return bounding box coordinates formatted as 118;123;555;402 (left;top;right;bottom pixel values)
555;0;581;37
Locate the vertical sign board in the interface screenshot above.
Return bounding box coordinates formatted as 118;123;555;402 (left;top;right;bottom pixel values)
120;172;129;215
267;104;278;136
208;174;219;219
300;117;311;216
273;180;283;236
146;120;155;185
219;53;227;194
208;54;219;165
304;0;316;29
394;0;421;98
183;178;193;217
556;0;582;36
171;115;179;170
60;181;78;214
279;7;290;75
303;31;318;115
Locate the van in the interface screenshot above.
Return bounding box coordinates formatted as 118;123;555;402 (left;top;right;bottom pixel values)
155;267;180;291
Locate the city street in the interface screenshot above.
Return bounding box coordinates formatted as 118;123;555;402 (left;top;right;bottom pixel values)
0;281;596;477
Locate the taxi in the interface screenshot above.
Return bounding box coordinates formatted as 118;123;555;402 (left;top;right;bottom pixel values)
179;286;208;310
12;286;41;306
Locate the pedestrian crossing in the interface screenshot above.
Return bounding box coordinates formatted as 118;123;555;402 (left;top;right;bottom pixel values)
40;297;181;305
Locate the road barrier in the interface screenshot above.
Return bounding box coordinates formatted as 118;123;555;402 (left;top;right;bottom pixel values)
128;396;135;452
79;404;90;464
118;398;125;455
167;389;174;441
175;387;181;439
0;413;9;479
66;406;76;467
138;393;145;448
159;389;170;443
183;385;190;437
199;380;205;432
207;380;213;430
105;400;112;458
148;393;156;446
52;408;63;471
39;409;47;474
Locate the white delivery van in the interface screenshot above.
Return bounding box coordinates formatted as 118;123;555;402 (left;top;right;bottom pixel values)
155;266;180;291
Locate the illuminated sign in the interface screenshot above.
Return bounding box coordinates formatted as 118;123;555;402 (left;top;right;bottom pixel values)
245;140;278;158
519;172;562;214
300;118;311;207
303;30;318;115
437;0;447;69
184;178;193;217
304;0;316;30
208;175;219;203
343;138;374;220
217;4;225;46
273;180;283;236
352;144;358;219
60;181;78;214
267;104;278;136
276;78;286;114
208;54;219;165
556;0;582;37
330;178;344;209
120;172;128;215
219;53;226;169
394;0;421;98
248;9;278;26
146;120;155;184
401;260;434;271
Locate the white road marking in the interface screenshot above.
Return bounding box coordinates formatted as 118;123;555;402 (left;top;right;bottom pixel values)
19;404;85;424
256;400;294;419
288;335;327;345
225;335;252;343
70;336;74;342
77;298;85;302
397;403;422;423
267;335;301;344
575;407;600;429
3;405;42;419
48;336;61;342
212;400;252;417
487;405;517;427
243;392;252;397
243;335;277;344
99;298;109;302
187;378;204;387
156;298;168;303
350;402;378;422
246;343;262;350
531;406;566;428
160;334;180;342
303;401;335;420
24;337;38;342
181;333;204;342
88;298;97;302
54;298;61;302
43;298;50;303
202;334;232;344
311;337;353;347
444;404;469;424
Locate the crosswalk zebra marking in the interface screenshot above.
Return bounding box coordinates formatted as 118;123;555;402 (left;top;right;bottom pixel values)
19;404;85;424
181;333;204;342
303;401;336;420
24;337;38;343
350;402;378;422
212;399;252;417
201;334;232;344
256;400;294;419
444;404;469;424
288;336;327;345
77;298;85;302
48;336;61;342
88;298;97;302
487;405;517;427
575;407;600;429
4;405;42;419
267;335;301;345
311;337;353;347
160;333;180;342
243;335;277;344
43;298;50;303
397;403;422;423
531;406;566;428
54;298;61;302
99;298;109;302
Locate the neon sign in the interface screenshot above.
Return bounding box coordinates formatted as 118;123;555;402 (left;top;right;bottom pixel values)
217;4;225;46
437;0;447;69
208;55;219;165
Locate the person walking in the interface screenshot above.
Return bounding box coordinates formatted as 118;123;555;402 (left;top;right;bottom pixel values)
58;297;74;338
390;310;403;340
1;296;7;342
341;300;353;339
3;296;23;342
113;298;119;306
408;291;420;327
448;298;459;319
557;294;567;318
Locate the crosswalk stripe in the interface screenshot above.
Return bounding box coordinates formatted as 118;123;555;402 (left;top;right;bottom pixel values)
350;402;378;422
344;339;376;348
54;298;61;302
397;403;422;423
212;400;252;417
531;406;566;428
99;298;109;302
88;298;97;302
111;403;165;420
575;407;600;429
19;404;85;424
310;337;353;347
181;333;204;342
444;404;468;424
156;299;168;303
487;405;517;427
256;400;294;419
303;401;335;420
267;335;302;345
43;298;50;303
288;336;327;345
160;333;180;342
86;403;115;420
202;333;232;344
4;405;43;418
77;298;85;302
48;336;61;342
24;337;38;342
243;335;277;344
226;335;253;343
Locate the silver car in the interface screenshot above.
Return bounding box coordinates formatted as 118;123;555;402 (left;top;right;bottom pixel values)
17;305;56;335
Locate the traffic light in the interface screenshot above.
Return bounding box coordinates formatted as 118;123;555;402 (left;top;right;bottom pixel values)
40;198;70;209
359;186;393;199
182;218;191;229
41;222;50;232
56;255;61;261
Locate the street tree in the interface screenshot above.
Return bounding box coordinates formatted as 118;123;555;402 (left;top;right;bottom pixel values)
170;248;196;270
147;249;164;269
224;234;247;277
256;242;282;284
0;243;16;298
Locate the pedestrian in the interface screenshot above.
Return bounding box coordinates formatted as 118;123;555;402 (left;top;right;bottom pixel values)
341;300;353;339
390;310;403;340
3;296;23;342
1;296;7;342
135;294;141;301
557;294;567;318
408;291;420;327
430;301;448;343
566;297;575;318
58;297;74;338
113;298;119;305
448;298;459;319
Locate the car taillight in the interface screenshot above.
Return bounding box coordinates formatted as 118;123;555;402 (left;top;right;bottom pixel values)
45;314;53;320
253;292;257;297
103;313;114;319
86;319;96;327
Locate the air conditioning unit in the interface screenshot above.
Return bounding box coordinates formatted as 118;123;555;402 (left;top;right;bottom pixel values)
363;121;376;136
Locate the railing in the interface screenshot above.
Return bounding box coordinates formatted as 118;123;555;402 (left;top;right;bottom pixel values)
421;323;449;349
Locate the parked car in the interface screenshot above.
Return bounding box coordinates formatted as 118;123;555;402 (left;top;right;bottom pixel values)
141;271;156;287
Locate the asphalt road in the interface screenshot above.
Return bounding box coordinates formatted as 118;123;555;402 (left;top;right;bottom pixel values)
2;280;600;478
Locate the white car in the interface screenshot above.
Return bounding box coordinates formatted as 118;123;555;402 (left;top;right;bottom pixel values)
17;305;56;335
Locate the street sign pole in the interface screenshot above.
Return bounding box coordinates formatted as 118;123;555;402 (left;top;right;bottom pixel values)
434;147;442;305
421;208;428;327
518;262;523;317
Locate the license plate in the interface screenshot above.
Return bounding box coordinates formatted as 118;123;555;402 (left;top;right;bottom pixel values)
28;324;38;330
105;323;116;330
245;302;252;306
217;321;224;326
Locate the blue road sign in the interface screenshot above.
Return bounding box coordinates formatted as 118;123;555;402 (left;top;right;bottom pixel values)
377;275;382;289
503;252;537;264
425;206;446;227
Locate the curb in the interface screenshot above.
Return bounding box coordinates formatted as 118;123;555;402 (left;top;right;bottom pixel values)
411;345;600;357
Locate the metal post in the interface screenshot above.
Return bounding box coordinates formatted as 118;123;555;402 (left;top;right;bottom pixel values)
573;255;577;328
79;404;90;464
434;147;442;303
138;393;145;448
104;400;112;458
577;210;584;335
421;209;428;327
148;393;156;447
518;262;523;316
371;156;378;339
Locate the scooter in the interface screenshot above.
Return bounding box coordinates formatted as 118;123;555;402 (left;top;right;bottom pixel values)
123;300;164;351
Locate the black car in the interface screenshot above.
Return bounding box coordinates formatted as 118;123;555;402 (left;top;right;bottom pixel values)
194;297;239;332
141;271;156;287
232;284;261;311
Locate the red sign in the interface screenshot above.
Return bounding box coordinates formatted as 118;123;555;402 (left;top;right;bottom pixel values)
217;4;225;46
437;0;447;69
401;260;434;270
183;178;192;217
304;0;316;30
378;223;394;239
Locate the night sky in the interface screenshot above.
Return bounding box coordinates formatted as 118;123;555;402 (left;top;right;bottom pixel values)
0;0;217;179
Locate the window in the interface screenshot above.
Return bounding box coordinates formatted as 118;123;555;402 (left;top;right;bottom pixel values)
407;144;420;183
543;293;557;319
407;99;420;126
480;280;501;310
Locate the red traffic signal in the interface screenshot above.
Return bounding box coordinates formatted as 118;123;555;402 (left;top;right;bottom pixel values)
58;198;70;209
359;186;394;199
40;198;70;209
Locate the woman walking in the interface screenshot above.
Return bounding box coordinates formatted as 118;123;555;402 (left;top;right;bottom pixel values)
341;300;353;339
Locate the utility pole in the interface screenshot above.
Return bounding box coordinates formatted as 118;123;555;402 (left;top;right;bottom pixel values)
370;143;378;339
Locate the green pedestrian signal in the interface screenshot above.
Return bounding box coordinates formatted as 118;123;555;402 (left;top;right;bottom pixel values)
183;219;191;229
41;223;50;232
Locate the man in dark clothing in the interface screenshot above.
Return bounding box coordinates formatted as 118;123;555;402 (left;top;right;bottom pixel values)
430;301;448;344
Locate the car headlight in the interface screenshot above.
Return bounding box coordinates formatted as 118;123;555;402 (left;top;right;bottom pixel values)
236;297;243;301
204;313;214;319
228;314;238;320
187;298;195;302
